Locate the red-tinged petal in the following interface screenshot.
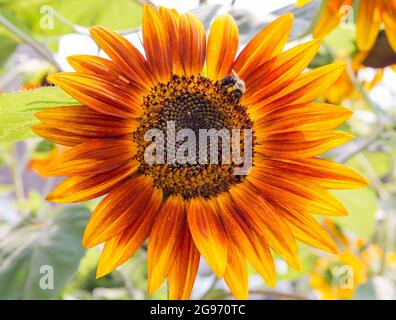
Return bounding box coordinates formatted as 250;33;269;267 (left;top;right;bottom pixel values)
35;105;137;138
229;183;300;270
89;26;153;89
67;55;131;84
96;187;163;278
233;14;293;81
249;62;346;115
206;15;239;80
159;7;183;75
31;124;90;147
46;160;139;203
255;131;353;158
253;155;368;190
148;195;186;295
82;175;154;247
253;103;352;134
247;166;349;216
187;197;228;278
277;205;339;254
216;192;276;287
168;224;200;300
179;13;206;76
48;72;141;119
224;243;248;300
42;139;135;176
242;39;321;104
142;4;173;82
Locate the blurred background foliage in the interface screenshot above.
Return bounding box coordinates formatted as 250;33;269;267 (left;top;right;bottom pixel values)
0;0;396;300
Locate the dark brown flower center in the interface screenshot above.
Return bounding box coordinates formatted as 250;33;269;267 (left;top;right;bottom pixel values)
133;74;254;200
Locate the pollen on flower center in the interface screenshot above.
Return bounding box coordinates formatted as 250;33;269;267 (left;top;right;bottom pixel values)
132;74;255;199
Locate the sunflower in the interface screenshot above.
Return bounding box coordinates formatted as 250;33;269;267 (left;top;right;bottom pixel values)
310;251;367;299
297;0;396;53
320;51;383;104
32;4;367;300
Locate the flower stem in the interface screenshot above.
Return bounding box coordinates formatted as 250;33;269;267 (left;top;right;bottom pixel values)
0;14;61;70
51;10;141;36
346;62;388;123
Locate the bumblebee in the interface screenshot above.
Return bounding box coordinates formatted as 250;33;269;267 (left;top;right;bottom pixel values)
220;70;246;101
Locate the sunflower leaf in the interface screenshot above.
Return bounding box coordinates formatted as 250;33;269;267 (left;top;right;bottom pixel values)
0;206;90;299
333;187;377;238
1;0;143;39
0;86;79;142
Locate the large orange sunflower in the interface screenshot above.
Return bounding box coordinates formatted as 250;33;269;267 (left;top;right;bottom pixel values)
32;4;367;299
298;0;396;52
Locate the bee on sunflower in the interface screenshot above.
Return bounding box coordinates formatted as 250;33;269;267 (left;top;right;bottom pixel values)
32;3;367;299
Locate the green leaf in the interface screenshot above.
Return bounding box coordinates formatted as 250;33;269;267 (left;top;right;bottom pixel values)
0;206;90;299
0;7;36;70
0;34;17;70
1;0;143;39
348;151;393;180
324;25;357;56
0;86;79;142
333;187;377;238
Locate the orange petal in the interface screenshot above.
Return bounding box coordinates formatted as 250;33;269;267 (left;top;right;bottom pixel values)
48;72;141;119
168;224;200;300
206;15;239;80
247;166;348;216
67;55;131;83
41;139;135;176
253;103;352;134
312;0;346;38
82;175;154;247
216;192;276;287
242;39;321;104
31;124;90;147
187;197;228;278
250;62;346;115
142;4;173;82
148;195;186;294
179;13;206;76
255;130;353;158
224;243;248;300
356;0;382;51
96;187;163;278
35;105;137;138
277;205;339;253
233;14;293;81
159;7;183;75
46;160;139;203
89;26;153;89
253;155;368;190
229;183;300;270
384;3;396;53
